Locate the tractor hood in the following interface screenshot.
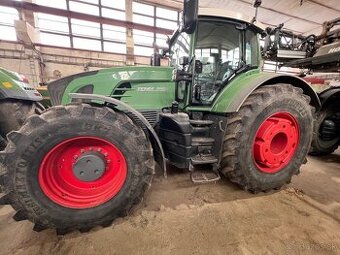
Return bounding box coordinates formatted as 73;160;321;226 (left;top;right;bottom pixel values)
48;66;175;110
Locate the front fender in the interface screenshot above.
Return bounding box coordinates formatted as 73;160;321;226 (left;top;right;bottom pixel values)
69;93;167;178
212;70;321;113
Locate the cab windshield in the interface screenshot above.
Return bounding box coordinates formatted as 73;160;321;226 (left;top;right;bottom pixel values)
194;19;259;104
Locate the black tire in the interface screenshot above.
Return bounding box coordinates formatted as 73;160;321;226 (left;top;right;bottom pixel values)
221;84;313;193
309;102;340;156
0;104;155;234
0;99;44;150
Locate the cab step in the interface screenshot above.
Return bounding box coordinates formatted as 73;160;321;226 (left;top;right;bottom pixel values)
191;154;218;165
190;170;221;184
189;120;214;126
191;137;215;147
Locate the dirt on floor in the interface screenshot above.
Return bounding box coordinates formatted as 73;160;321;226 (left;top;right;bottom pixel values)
0;152;339;255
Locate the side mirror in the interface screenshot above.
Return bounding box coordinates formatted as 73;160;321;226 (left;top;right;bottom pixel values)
254;0;262;7
179;56;189;66
195;60;203;74
252;0;262;23
182;0;199;34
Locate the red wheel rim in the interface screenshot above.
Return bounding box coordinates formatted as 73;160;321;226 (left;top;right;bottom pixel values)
253;112;300;174
39;137;127;209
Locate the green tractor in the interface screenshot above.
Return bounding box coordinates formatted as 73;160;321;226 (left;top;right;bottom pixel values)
0;1;320;234
0;67;43;150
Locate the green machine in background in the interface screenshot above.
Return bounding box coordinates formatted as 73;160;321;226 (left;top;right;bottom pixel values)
0;67;43;149
1;0;321;234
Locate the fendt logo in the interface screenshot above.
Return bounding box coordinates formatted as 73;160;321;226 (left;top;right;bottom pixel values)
328;47;340;53
137;87;167;92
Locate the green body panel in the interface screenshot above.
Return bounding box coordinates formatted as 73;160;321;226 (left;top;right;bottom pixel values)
61;66;175;111
212;69;264;113
0;67;42;101
186;69;263;113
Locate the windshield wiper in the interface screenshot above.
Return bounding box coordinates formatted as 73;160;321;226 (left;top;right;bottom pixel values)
226;63;252;83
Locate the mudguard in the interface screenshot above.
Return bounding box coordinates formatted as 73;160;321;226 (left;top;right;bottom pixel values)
69;93;167;177
212;70;321;113
317;87;340;105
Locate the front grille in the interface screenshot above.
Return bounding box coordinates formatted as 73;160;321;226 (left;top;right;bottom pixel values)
127;110;160;128
141;110;160;126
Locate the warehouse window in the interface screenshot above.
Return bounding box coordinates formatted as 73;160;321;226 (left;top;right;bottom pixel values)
30;0;179;55
35;0;67;10
104;41;126;54
101;0;125;10
101;8;126;21
36;14;69;34
132;1;180;50
156;34;168;48
135;46;154;56
69;1;99;16
73;37;102;51
156;19;177;30
156;7;178;21
40;32;71;47
0;7;19;41
156;6;178;29
102;24;126;42
71;19;101;39
133;14;154;26
133;2;154;16
79;0;98;4
134;30;154;47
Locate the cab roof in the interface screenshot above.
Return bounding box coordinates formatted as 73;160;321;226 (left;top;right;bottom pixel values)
198;8;266;31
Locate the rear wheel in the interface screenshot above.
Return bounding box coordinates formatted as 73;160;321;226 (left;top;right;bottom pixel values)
309;102;340;155
0;104;155;233
0;99;44;150
221;84;313;193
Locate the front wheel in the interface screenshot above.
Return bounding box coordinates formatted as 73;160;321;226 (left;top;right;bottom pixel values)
0;104;155;233
221;84;313;193
0;99;44;150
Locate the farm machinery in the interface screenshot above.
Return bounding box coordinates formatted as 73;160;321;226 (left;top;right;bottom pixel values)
262;17;340;155
0;67;43;150
0;0;320;234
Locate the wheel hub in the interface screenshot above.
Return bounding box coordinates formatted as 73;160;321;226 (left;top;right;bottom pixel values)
73;152;106;182
38;137;127;209
253;112;300;174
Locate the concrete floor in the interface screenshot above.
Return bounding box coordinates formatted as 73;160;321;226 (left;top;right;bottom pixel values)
0;152;339;255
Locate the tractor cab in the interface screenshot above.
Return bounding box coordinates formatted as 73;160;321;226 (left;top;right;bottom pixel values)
170;6;265;108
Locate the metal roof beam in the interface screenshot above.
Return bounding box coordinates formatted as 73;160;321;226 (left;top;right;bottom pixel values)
0;0;174;35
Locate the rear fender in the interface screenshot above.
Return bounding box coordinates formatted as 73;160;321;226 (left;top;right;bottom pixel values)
69;93;167;177
318;87;340;107
212;71;321;113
